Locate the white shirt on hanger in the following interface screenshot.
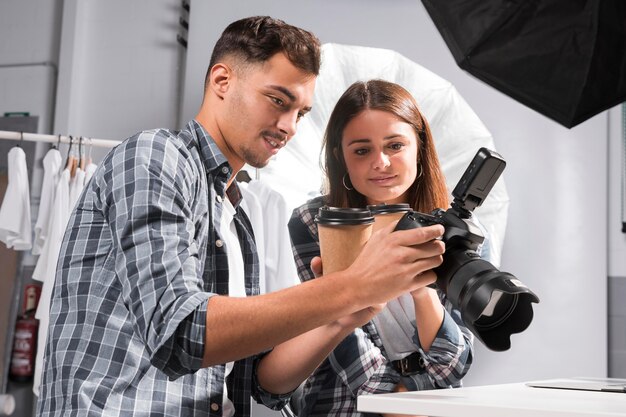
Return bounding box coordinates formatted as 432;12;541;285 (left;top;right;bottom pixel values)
33;167;71;396
84;162;98;185
69;167;85;210
0;146;32;250
33;148;62;255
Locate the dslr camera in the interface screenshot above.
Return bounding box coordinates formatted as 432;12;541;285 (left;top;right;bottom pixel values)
395;147;539;351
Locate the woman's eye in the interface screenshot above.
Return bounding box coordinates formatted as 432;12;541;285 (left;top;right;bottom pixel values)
354;148;369;156
389;143;405;151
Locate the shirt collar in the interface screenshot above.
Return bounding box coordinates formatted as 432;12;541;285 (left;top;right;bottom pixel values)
187;119;229;173
186;119;243;208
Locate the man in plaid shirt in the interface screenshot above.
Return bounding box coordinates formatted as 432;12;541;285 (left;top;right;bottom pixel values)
37;16;446;417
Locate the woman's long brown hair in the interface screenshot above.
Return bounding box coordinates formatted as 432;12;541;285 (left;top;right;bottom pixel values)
322;79;449;213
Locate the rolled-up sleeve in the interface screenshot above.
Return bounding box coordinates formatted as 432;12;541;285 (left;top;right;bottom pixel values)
103;134;213;379
251;353;295;410
287;204;319;283
404;297;473;390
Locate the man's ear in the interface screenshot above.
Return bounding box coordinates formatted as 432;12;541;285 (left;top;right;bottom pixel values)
208;63;233;99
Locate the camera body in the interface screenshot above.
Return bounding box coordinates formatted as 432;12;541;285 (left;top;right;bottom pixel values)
394;148;539;352
396;207;486;290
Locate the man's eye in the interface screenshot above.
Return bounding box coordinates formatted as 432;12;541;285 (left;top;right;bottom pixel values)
271;97;284;106
297;112;305;121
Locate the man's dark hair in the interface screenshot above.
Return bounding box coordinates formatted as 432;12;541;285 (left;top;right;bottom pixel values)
205;16;321;90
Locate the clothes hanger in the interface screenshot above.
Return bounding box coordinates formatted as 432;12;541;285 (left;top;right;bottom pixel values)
79;136;86;170
86;138;93;166
65;136;78;178
64;135;72;165
16;131;24;148
52;134;61;150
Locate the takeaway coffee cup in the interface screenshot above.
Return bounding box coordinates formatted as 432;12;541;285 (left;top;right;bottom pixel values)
315;206;374;274
367;203;411;232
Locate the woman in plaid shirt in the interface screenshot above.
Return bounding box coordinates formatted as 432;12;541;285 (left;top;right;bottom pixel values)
287;80;475;416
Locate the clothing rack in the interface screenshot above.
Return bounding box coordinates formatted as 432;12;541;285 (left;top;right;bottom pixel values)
0;130;119;149
0;129;262;179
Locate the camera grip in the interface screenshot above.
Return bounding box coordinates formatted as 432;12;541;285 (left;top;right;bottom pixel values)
393;211;441;232
393;211;440;289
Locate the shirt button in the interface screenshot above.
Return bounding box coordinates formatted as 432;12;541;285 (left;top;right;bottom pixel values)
221;166;229;174
210;403;220;411
215;239;223;248
216;195;223;203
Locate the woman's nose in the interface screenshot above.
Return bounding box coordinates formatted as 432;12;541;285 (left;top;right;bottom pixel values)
372;151;390;170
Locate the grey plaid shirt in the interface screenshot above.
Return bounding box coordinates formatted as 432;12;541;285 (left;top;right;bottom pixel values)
37;120;287;417
287;196;474;417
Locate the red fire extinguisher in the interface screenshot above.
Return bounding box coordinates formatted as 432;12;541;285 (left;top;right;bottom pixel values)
9;284;41;382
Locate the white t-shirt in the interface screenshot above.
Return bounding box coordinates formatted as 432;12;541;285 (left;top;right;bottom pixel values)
219;196;246;417
0;146;32;250
33;148;62;255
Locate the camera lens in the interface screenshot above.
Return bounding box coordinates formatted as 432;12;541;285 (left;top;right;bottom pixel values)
474;291;518;330
393;210;539;351
438;252;539;351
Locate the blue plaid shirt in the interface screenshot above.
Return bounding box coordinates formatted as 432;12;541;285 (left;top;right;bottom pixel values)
287;196;474;417
37;120;287;417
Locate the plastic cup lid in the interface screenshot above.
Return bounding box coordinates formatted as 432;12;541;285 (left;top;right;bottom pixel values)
367;203;411;215
315;206;375;225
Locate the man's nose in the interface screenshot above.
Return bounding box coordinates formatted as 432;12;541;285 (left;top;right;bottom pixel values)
277;111;298;138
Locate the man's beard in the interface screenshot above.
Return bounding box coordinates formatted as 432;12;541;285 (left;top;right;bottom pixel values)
241;146;270;169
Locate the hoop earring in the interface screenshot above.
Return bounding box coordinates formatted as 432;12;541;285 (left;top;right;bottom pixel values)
342;173;354;190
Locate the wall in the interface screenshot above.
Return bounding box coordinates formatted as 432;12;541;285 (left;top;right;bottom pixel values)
608;105;626;377
0;1;61;66
54;0;183;144
609;106;626;278
182;0;609;388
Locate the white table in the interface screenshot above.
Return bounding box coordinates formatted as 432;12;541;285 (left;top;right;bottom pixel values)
357;379;626;417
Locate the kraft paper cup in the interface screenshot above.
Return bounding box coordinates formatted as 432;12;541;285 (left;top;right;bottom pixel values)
315;207;374;274
367;203;411;233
